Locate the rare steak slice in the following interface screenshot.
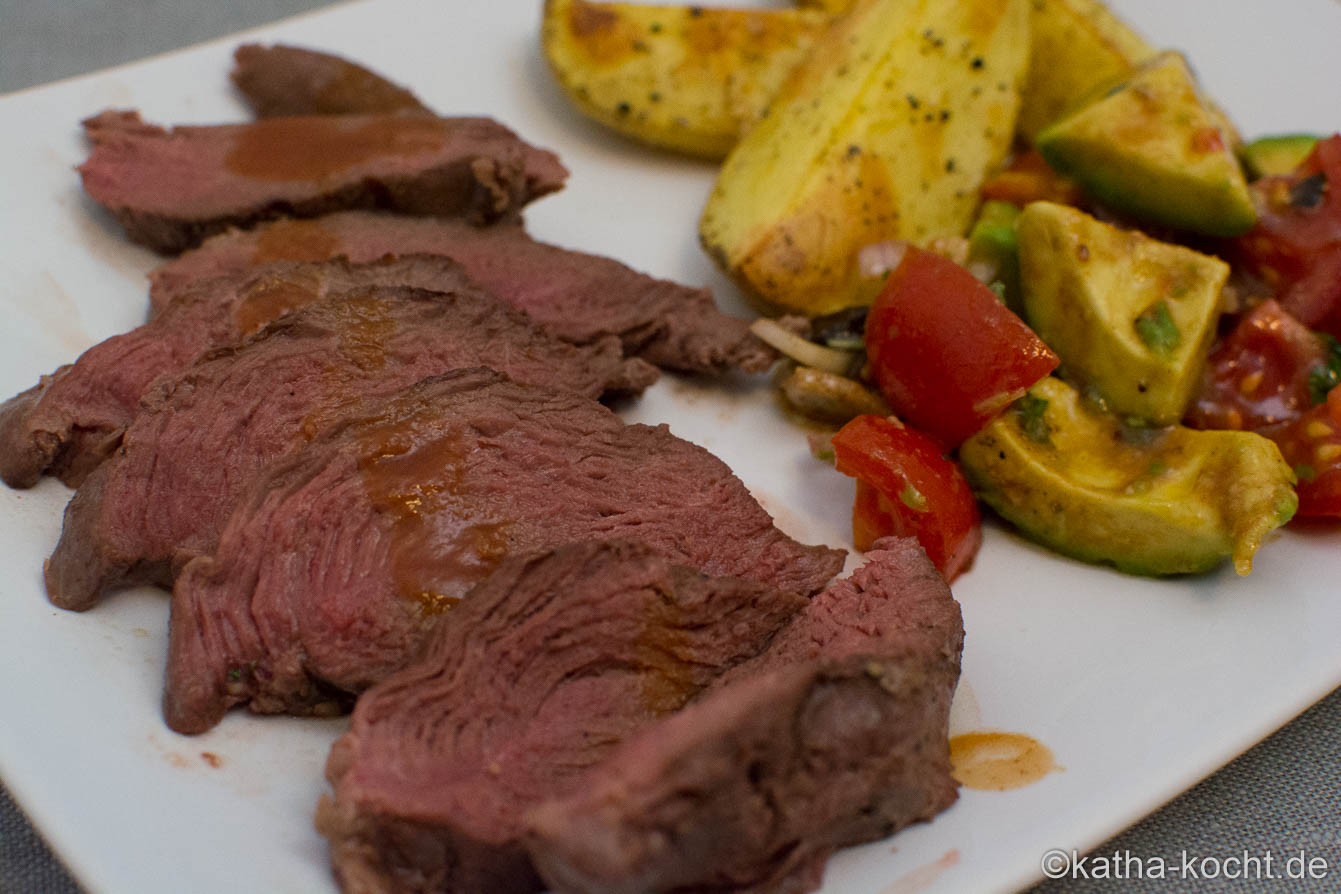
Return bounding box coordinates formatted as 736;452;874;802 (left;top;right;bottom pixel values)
78;110;566;254
163;368;846;733
44;291;655;612
149;212;775;375
315;539;809;894
231;44;433;118
0;255;482;489
314;537;959;894
525;536;963;894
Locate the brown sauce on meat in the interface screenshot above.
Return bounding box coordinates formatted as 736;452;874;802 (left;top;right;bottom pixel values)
948;731;1057;791
635;608;695;715
292;294;401;446
224;116;448;181
328;292;396;371
234;277;324;334
250;219;342;265
358;421;511;616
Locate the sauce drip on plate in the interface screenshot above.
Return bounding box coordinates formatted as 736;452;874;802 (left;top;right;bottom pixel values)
948;731;1057;791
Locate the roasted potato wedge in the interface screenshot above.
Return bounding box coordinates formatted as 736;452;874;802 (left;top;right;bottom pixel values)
794;0;854;12
541;0;828;158
699;0;1030;317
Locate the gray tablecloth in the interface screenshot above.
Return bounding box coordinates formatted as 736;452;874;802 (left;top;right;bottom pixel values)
1;2;1338;892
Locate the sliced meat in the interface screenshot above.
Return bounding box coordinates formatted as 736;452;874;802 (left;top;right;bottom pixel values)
0;255;483;489
150;212;774;375
163;368;846;733
231;44;432;118
44;291;655;611
315;539;808;894
78;111;566;254
314;537;959;894
526;536;963;894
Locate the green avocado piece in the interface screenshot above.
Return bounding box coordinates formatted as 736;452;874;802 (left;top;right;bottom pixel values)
1017;201;1227;425
968;200;1023;313
1241;133;1320;179
1034;51;1256;236
959;378;1297;577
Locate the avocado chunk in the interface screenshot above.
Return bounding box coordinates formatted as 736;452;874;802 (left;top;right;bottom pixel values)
1017;201;1227;425
1241;133;1320;179
959;377;1297;576
1034;51;1256;236
968;200;1023;313
1017;0;1155;141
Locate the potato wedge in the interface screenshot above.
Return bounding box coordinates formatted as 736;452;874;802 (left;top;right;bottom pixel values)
1018;0;1154;140
700;0;1031;317
795;0;855;12
541;0;828;159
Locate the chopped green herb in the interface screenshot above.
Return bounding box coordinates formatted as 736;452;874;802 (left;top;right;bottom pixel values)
1294;463;1317;482
1013;394;1051;444
1307;334;1341;404
1134;301;1181;355
899;483;929;513
808;432;836;463
227;668;242;683
988;281;1007;303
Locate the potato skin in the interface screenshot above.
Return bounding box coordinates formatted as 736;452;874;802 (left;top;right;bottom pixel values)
541;0;827;159
699;0;1031;317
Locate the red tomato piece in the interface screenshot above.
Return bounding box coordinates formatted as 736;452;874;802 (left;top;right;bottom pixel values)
865;245;1059;447
979;149;1084;208
1185;300;1328;431
1270;386;1341;517
833;414;982;581
1236;134;1341;338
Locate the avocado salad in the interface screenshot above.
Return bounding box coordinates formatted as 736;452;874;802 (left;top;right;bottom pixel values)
763;24;1338;580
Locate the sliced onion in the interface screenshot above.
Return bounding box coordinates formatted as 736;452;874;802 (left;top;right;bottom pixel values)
857;240;909;279
749;318;858;376
966;259;998;283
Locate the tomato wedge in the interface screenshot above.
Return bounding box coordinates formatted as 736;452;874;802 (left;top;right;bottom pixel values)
1268;385;1341;517
832;414;981;581
1185;300;1331;431
1236;134;1341;337
865;245;1059;447
979;149;1084;208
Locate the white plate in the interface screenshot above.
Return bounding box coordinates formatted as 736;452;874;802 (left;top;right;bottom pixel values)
0;1;1338;892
